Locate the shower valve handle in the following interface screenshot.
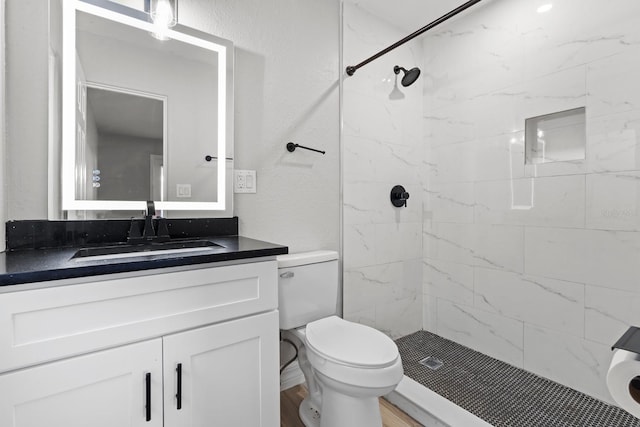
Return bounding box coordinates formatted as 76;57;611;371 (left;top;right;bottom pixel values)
390;185;410;208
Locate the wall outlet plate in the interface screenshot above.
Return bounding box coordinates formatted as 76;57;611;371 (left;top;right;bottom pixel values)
234;170;256;193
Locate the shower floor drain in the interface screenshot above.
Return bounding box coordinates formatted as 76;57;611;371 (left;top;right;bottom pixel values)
419;356;444;371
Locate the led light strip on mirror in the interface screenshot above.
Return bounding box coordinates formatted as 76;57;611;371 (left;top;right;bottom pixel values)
61;0;229;212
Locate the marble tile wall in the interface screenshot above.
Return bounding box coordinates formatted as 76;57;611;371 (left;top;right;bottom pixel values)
342;2;423;338
422;0;640;403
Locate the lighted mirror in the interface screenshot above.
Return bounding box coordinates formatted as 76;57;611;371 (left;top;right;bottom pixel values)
62;0;232;212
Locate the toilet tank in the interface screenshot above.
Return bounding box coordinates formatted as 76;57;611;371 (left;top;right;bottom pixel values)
277;250;339;330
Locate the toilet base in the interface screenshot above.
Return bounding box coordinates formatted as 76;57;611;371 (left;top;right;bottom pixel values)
281;321;401;427
297;390;383;427
299;397;321;427
319;385;383;427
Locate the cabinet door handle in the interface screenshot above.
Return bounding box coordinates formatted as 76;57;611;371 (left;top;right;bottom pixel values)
145;372;152;422
176;363;183;410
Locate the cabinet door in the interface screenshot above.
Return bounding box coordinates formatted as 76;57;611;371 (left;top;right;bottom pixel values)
163;311;280;427
0;339;163;427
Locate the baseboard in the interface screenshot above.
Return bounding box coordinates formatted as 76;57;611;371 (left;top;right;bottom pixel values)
280;360;305;391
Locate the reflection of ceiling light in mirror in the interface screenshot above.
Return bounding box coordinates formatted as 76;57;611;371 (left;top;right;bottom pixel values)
537;3;553;13
149;0;177;40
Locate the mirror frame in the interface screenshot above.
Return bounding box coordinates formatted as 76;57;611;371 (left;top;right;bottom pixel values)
62;0;231;211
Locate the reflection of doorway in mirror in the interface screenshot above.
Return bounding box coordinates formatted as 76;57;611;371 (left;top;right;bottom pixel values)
61;0;231;212
75;57;89;201
83;83;166;202
75;125;87;200
150;154;163;201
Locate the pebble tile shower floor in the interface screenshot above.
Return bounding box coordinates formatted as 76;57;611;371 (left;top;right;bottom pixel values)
395;330;640;427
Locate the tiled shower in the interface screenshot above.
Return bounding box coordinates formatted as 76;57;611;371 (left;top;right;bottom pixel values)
342;1;424;340
342;0;640;406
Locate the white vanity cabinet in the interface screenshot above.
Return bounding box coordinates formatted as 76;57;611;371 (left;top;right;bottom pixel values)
163;312;279;426
0;259;280;427
0;339;165;427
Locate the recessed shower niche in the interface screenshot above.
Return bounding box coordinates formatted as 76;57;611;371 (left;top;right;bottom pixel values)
525;107;586;164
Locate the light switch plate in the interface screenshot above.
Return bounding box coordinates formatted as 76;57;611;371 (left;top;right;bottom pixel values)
234;170;256;193
176;184;192;198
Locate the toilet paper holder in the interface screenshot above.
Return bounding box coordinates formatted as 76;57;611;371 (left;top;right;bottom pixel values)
612;326;640;353
609;326;640;410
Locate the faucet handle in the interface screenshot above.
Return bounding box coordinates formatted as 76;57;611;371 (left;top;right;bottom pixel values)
142;215;155;239
127;218;142;242
156;218;170;242
390;185;410;208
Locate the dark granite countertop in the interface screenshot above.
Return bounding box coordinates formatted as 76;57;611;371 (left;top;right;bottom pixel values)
0;235;288;287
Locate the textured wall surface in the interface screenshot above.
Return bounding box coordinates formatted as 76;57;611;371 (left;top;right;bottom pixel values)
0;0;6;246
5;0;50;220
177;0;341;252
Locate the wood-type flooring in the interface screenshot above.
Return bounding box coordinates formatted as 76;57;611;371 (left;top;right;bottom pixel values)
280;385;423;427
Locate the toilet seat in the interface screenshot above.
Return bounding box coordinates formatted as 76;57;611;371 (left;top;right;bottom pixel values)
303;316;404;390
305;316;399;369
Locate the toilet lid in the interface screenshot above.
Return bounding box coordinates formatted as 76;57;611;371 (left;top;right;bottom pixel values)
304;316;399;368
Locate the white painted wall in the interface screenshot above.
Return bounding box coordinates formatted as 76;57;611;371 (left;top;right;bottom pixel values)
4;0;340;253
0;0;6;247
5;0;49;220
178;0;341;252
342;2;423;338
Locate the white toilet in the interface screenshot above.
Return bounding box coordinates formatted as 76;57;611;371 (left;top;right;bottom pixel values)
278;250;404;427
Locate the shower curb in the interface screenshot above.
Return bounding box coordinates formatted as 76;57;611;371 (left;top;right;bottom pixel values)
387;376;492;427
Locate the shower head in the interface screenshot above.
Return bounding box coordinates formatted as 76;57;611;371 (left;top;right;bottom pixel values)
394;65;421;87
